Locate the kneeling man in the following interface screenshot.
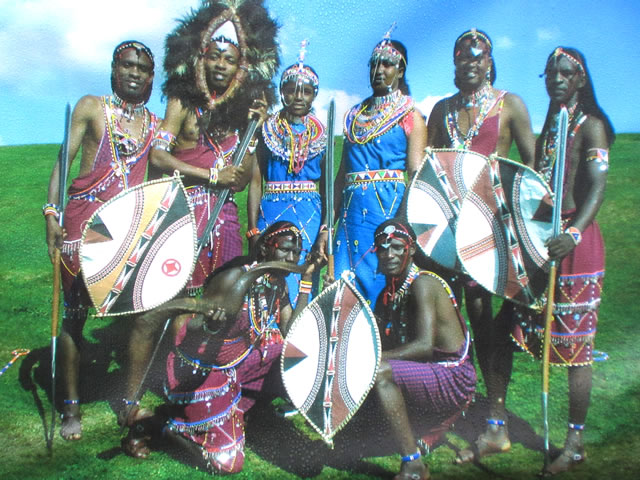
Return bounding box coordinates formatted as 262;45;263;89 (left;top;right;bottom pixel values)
372;219;476;480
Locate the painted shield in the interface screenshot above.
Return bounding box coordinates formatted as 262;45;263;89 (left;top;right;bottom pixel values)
281;274;381;445
80;175;197;316
456;156;553;309
406;148;488;271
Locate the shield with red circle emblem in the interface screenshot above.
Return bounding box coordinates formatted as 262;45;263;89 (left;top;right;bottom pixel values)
80;175;197;316
281;274;381;445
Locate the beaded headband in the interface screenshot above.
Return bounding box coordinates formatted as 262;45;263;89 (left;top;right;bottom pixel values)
113;40;154;67
263;224;302;245
370;23;405;67
374;222;415;248
455;28;492;57
548;47;585;75
280;40;319;94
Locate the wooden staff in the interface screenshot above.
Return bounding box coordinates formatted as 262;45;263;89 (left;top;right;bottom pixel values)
542;105;569;468
325;99;336;278
50;103;72;450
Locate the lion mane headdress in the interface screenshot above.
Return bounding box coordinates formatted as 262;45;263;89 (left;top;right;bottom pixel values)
163;0;280;132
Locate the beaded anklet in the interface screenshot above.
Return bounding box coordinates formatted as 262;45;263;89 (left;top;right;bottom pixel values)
568;422;585;431
64;399;80;405
487;418;506;426
123;398;140;406
401;450;421;463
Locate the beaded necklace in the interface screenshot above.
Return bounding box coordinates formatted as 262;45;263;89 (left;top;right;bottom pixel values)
344;90;414;145
380;263;420;345
539;101;585;185
104;96;151;189
195;108;240;169
262;111;326;174
445;84;504;150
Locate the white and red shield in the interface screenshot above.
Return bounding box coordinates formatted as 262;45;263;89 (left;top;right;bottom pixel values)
456;156;553;309
406;148;488;271
80;176;197;316
281;274;381;445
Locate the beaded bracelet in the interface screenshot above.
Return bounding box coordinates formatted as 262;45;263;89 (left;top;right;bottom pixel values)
246;227;261;239
209;167;219;186
299;279;313;295
400;450;421;463
319;224;328;233
42;203;60;220
565;226;582;246
247;138;259;155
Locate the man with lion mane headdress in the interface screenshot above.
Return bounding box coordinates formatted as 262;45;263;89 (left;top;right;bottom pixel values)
119;0;280;461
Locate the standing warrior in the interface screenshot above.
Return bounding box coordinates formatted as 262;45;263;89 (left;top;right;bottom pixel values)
427;29;535;463
371;219;476;480
334;29;427;305
513;47;614;475
248;41;327;306
119;0;279;456
44;40;157;441
149;0;279;295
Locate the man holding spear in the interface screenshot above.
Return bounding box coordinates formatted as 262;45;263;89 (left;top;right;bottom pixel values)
513;47;614;475
44;40;158;442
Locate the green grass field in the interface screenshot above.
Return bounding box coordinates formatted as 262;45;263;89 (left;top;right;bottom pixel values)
0;136;639;479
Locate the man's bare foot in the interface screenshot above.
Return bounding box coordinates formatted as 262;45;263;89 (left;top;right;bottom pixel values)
454;422;511;464
121;406;155;459
60;400;82;441
394;457;430;480
542;429;585;476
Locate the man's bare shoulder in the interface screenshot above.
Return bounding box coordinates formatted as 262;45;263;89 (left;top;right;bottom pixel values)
502;91;529;113
580;115;608;143
410;273;447;299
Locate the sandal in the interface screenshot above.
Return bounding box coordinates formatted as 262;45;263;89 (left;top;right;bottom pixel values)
454;419;511;465
60;399;82;441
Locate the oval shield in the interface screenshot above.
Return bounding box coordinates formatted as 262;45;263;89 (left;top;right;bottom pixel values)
406;148;488;271
281;274;381;445
80;175;197;316
456;156;553;309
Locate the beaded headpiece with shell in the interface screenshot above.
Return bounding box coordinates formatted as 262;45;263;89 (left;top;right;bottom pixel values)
163;0;280;131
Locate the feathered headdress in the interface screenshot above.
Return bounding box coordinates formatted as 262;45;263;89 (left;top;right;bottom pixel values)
163;0;280;132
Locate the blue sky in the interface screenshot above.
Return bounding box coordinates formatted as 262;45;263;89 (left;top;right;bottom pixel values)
1;0;637;146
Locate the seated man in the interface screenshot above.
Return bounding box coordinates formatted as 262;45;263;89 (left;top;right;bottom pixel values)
372;219;477;480
122;221;322;473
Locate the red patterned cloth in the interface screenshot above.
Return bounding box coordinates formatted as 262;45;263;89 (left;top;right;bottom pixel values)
60;97;158;298
512;219;604;366
165;268;285;473
174;133;242;294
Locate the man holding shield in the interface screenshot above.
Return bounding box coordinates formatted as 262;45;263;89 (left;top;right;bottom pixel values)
44;40;158;441
119;0;279;457
427;29;535;463
372;219;476;480
512;47;614;475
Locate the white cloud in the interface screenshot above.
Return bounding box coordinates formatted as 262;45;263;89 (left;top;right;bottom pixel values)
314;89;363;135
495;36;515;49
415;94;449;120
536;27;559;42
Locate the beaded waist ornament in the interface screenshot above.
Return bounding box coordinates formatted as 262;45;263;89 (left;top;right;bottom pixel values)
264;180;318;194
345;169;404;184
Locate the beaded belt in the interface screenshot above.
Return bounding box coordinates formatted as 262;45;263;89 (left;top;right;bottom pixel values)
345;169;404;184
264;180;318;194
186;184;235;203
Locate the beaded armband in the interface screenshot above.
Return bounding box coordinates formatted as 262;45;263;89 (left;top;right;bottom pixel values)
586;148;609;171
209;167;219;186
246;227;261;239
565;226;582;246
42;203;60;220
299;279;313;296
151;130;177;152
